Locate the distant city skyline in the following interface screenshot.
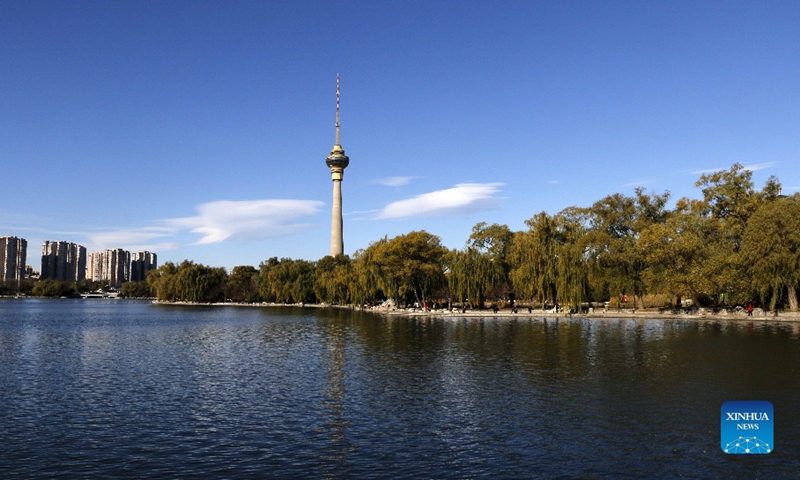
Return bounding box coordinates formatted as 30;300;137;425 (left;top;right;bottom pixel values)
0;235;158;285
3;2;799;269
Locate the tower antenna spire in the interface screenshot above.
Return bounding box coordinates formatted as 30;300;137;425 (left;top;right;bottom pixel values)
335;74;341;145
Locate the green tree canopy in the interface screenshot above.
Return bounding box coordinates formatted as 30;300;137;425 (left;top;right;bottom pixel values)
314;254;352;305
227;265;260;302
741;195;800;311
508;209;587;309
366;231;446;307
120;280;152;298
147;261;226;302
578;188;670;308
32;279;71;297
260;258;316;304
446;247;501;309
147;261;178;301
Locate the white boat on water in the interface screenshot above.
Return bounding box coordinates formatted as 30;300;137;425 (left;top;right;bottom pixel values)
80;292;119;299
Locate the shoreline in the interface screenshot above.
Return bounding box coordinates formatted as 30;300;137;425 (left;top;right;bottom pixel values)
149;300;800;322
6;296;797;322
378;308;800;322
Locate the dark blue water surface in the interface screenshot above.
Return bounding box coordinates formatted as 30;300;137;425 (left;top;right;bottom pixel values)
1;299;799;478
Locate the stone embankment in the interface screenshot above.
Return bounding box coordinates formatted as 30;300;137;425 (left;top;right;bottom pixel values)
373;305;800;321
152;300;800;321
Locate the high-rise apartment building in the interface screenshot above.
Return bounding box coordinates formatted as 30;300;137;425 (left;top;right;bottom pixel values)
41;241;86;281
108;248;130;285
131;251;157;282
1;236;27;281
87;248;132;285
87;251;103;282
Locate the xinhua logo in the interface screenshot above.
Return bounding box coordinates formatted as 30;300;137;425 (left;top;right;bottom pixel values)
720;400;774;454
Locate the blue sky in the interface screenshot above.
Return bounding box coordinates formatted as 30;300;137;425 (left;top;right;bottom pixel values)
2;1;799;270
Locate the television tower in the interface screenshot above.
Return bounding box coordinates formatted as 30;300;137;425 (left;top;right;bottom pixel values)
326;75;349;256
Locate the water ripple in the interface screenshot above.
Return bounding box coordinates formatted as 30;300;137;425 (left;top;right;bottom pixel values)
1;300;799;478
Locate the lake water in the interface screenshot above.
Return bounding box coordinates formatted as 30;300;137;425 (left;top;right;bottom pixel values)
1;299;799;478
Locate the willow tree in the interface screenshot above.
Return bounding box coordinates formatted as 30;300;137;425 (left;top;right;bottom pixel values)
349;247;385;307
741;195;800;311
509;212;558;305
174;260;227;303
258;257;279;302
508;210;587;309
261;258;316;304
445;247;500;309
147;260;226;303
555;207;590;309
314;254;352;305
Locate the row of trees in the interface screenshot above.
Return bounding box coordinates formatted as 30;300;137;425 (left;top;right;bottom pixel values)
1;278;109;298
11;164;799;312
140;164;799;312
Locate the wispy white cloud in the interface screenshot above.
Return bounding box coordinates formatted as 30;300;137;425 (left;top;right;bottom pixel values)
744;162;778;172
376;183;504;219
547;180;561;185
373;176;415;187
84;227;179;253
692;162;777;175
345;208;380;222
166;199;324;245
346;208;380;216
344;209;378;215
75;199;324;253
691;167;725;175
623;179;656;187
85;227;175;247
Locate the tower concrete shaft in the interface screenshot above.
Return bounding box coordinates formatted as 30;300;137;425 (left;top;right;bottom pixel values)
330;176;344;256
325;75;349;256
